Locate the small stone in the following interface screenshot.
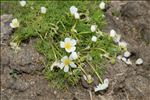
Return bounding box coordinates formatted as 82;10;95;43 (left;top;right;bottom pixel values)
135;58;143;65
54;91;57;95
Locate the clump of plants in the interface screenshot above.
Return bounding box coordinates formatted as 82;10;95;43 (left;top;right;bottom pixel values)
5;1;129;92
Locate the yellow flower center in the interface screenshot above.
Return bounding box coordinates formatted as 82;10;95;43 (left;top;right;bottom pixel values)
64;42;72;50
64;59;71;65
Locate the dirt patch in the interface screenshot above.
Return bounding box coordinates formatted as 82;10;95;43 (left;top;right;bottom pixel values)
1;1;150;100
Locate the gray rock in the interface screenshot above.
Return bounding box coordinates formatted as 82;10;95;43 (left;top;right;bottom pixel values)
0;14;13;41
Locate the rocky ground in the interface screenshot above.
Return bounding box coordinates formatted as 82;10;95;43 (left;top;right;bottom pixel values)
1;1;150;100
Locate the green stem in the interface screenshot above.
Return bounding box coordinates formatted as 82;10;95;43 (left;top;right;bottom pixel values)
86;61;103;84
50;43;57;60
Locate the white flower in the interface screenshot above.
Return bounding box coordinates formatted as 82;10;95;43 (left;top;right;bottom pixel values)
70;6;78;15
135;58;143;65
117;55;122;60
99;1;105;10
70;52;78;60
41;7;47;14
91;25;97;32
110;29;116;37
19;0;26;7
74;12;80;19
118;41;127;49
60;38;77;53
91;36;97;42
10;42;21;52
124;51;131;58
94;78;109;92
10;18;19;28
60;56;77;72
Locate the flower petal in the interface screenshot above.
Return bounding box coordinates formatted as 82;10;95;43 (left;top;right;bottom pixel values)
64;65;69;72
70;6;78;15
74;12;80;19
65;38;71;42
58;63;64;69
70;62;77;68
69;52;78;60
60;41;65;48
70;46;76;52
10;23;15;28
61;56;68;62
104;78;109;85
71;39;77;46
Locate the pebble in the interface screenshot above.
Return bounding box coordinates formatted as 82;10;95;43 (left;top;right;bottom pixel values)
135;58;143;65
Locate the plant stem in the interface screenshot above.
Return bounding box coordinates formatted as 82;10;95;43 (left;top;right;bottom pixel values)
86;61;103;84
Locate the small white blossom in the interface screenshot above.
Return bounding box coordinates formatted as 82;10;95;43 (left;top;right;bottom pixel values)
41;7;47;14
70;6;78;15
60;56;77;72
110;29;116;37
94;78;109;92
135;58;143;65
74;12;80;19
10;18;19;28
70;52;78;60
124;51;131;58
91;25;97;32
19;0;26;7
99;1;105;10
91;36;97;42
60;38;77;53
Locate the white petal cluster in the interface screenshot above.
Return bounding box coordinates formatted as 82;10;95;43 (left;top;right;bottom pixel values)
124;51;131;58
91;25;97;32
94;78;109;92
110;29;116;37
91;36;97;42
70;6;78;15
70;6;80;19
60;38;77;53
10;18;19;28
19;0;26;7
70;52;78;60
41;7;47;14
99;1;105;10
60;56;77;72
